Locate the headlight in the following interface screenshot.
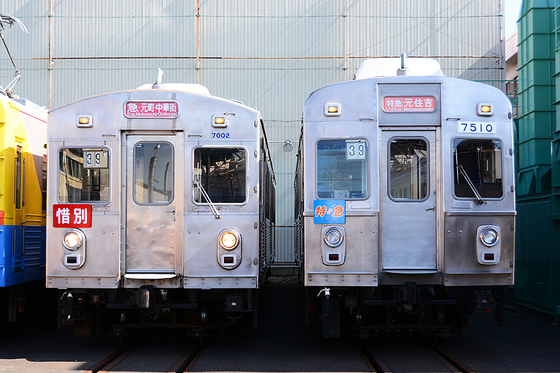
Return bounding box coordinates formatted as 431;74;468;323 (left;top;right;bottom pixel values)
62;229;84;251
219;230;240;250
323;227;343;248
479;228;499;247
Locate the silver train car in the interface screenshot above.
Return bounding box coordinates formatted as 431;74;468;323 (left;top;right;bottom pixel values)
295;57;515;339
46;75;275;335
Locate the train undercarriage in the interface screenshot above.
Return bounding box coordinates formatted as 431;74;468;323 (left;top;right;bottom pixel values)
307;283;508;340
58;287;258;337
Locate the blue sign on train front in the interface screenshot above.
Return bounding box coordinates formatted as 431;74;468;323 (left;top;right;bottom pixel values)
313;199;345;224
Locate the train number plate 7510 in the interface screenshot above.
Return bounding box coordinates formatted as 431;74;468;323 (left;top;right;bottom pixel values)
458;122;496;134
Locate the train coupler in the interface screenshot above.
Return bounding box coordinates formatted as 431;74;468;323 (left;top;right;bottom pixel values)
59;290;88;325
189;326;204;338
474;290;493;317
136;288;150;309
225;295;244;313
398;282;417;304
359;327;372;340
316;288;341;338
345;296;358;314
224;295;244;323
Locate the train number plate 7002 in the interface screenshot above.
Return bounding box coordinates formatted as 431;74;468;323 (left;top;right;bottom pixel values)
458;122;496;134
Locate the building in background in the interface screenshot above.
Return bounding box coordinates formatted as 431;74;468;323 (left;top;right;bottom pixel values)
1;0;505;267
505;32;519;117
512;0;560;324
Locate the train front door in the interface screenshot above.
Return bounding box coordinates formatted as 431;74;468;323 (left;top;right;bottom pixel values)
380;129;437;272
124;133;184;278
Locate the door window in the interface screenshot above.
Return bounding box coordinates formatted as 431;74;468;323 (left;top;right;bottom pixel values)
134;142;174;204
389;138;428;201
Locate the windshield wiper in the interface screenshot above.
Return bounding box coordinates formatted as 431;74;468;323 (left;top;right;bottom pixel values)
194;177;221;219
456;163;485;205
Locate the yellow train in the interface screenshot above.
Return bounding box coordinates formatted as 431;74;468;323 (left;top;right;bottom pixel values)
0;91;48;324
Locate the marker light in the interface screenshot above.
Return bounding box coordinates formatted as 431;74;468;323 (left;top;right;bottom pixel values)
477;103;493;116
324;103;341;117
77;115;93;128
223;256;234;264
219;229;240;250
328;253;340;261
484;253;495;261
212;115;228;128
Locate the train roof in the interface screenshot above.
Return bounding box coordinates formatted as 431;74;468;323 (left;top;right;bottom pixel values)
50;81;253;114
51;68;249;114
48;80;261;140
135;83;211;95
0;91;47;121
135;69;211;95
303;59;512;125
355;56;445;79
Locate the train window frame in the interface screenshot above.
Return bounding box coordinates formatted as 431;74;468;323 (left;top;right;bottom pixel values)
315;138;369;200
387;137;430;202
192;146;249;206
57;146;111;204
42;152;47;212
15;144;23;209
132;141;175;206
452;138;503;201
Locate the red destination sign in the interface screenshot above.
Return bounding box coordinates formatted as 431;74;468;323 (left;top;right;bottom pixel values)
53;204;92;228
124;101;179;118
382;96;436;113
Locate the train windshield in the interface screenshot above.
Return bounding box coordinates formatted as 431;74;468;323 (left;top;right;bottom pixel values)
193;147;247;204
453;139;503;199
58;148;110;202
316;139;368;199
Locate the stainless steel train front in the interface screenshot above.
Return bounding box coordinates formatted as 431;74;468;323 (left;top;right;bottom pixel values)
296;57;515;338
46;78;275;335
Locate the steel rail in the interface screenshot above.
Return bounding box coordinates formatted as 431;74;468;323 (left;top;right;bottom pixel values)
169;344;204;373
85;344;140;373
360;344;475;373
432;346;475;373
86;341;203;373
360;346;392;373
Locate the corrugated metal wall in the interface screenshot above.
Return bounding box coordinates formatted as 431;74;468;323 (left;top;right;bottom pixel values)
1;0;504;264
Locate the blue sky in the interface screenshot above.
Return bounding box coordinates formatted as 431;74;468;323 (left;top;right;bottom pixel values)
505;0;522;37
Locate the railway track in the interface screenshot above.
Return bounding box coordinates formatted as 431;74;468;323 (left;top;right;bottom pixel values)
361;343;474;373
86;337;203;373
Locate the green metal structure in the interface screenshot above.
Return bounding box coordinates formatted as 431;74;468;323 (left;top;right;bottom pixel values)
513;0;560;323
